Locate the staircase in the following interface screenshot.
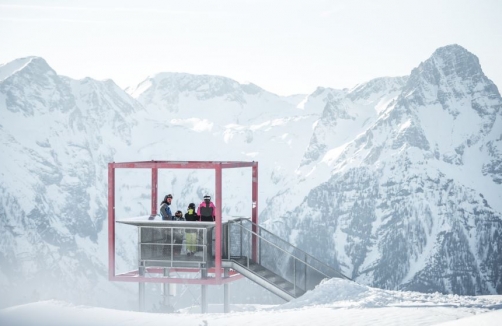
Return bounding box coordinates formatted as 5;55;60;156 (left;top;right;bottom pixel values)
221;218;350;301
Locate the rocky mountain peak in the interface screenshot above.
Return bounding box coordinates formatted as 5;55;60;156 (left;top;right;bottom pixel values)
128;72;269;107
404;44;489;94
430;44;483;79
399;44;500;128
0;56;55;84
0;57;70;116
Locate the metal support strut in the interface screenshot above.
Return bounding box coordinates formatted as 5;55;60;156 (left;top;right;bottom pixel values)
201;268;208;313
224;268;230;313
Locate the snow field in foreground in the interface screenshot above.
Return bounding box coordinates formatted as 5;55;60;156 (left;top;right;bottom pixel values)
1;279;501;326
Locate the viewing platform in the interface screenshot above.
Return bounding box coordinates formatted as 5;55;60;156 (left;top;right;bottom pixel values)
108;160;349;313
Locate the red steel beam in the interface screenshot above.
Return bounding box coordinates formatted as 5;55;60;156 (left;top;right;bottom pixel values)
109;161;256;170
119;267;241;276
111;275;243;284
219;162;255;169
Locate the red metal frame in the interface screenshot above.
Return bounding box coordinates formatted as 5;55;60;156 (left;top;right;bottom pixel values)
108;160;258;284
115;267;243;284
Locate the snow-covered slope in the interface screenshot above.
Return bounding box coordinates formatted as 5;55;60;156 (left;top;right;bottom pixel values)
1;279;501;326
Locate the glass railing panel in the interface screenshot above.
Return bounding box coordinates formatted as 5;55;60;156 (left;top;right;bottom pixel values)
259;238;297;282
138;226;211;265
226;221;305;293
227;221;252;258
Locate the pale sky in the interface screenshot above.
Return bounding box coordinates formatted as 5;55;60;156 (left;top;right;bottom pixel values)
0;0;501;96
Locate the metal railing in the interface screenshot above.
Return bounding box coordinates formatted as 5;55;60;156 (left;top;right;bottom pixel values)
223;218;350;295
138;225;213;268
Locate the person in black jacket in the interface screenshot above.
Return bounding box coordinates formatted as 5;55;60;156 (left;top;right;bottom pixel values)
197;195;216;222
184;203;198;256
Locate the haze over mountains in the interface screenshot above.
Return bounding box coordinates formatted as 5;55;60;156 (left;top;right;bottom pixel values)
0;44;501;309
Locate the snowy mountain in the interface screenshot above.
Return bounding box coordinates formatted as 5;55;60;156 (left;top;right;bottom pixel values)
261;45;502;295
0;57;141;308
0;45;501;310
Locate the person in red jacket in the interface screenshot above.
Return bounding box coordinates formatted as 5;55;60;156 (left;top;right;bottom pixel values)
197;195;216;222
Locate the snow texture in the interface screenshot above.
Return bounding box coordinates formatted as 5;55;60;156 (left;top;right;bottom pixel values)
0;279;501;326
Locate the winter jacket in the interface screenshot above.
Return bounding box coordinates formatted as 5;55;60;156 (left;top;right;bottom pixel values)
160;203;173;220
197;201;216;222
184;208;198;233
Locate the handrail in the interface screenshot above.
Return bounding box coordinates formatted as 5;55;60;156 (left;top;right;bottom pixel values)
255;219;338;273
226;218;350;280
229;219;346;277
232;223;322;280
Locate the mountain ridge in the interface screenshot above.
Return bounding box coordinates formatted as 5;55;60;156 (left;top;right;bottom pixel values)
0;44;501;310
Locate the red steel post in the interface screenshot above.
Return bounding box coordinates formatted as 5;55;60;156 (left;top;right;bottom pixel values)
215;164;223;280
252;162;258;261
108;163;116;280
151;168;158;215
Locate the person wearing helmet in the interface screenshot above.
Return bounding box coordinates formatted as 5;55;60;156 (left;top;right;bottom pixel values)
174;210;185;221
184;203;198;256
197;195;216;257
197;195;216;222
